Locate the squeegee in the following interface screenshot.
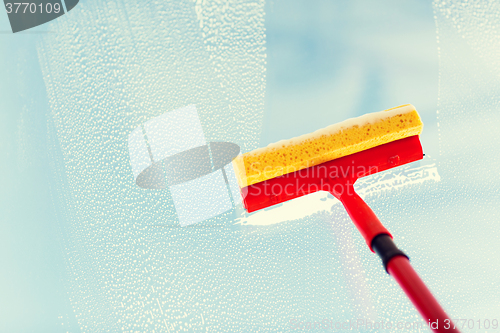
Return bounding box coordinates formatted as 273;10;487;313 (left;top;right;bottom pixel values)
233;104;459;333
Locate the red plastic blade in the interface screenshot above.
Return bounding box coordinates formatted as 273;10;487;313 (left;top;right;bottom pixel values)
241;135;423;213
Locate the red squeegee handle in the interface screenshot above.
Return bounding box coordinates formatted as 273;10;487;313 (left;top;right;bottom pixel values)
389;256;460;333
338;189;460;333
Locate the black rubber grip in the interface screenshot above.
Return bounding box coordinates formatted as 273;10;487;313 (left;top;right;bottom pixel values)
371;234;409;273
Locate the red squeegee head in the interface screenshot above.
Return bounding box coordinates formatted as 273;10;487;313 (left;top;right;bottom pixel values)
242;135;422;249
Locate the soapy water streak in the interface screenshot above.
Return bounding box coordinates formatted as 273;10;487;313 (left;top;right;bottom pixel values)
236;162;440;226
38;0;267;331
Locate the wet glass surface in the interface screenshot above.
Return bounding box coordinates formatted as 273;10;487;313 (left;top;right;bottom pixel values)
1;0;499;331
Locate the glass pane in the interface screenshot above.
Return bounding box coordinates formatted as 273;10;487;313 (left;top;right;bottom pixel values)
1;0;499;332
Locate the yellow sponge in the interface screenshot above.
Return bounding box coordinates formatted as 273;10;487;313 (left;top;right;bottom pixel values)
233;104;423;188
